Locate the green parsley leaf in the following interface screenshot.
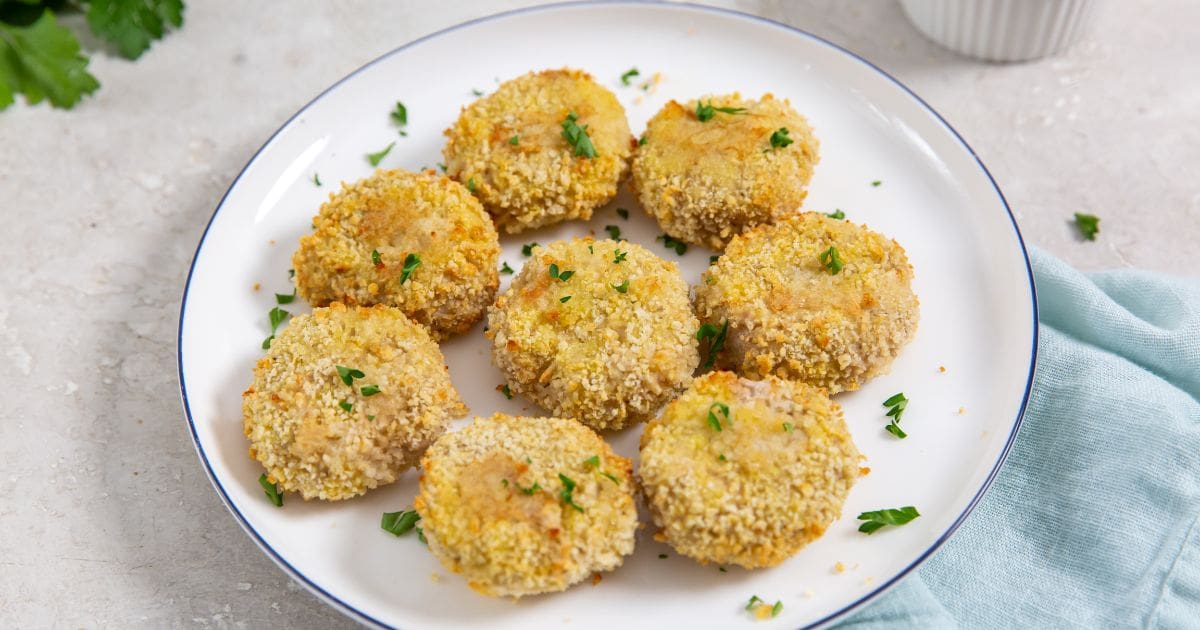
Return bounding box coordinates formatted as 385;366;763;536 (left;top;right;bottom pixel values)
548;263;558;279
782;422;793;433
380;509;420;536
612;280;630;294
509;134;519;145
471;88;484;96
258;473;283;507
500;261;514;274
560;111;597;158
501;479;509;487
826;209;845;220
275;290;295;305
620;67;640;85
268;307;289;333
658;553;668;559
501;384;513;399
366;142;394;167
616;207;629;219
857;506;920;534
656;234;687;255
260;335;274;350
416;526;426;544
466;177;477;192
549;264;574;282
338;400;353;413
745;595;763;611
371;249;382;266
1074;212;1100;241
558;473;584;512
85;0;183;61
521;242;538;256
437;162;447;172
769;127;793;149
613;249;628;264
882;392;908;439
885;422;908;439
390;101;407;126
696;320;729;371
718;453;727;462
871;180;882;187
400;253;421;284
638;134;647;146
312;172;322;187
709;255;719;264
772;601;783;617
360;385;381;397
718;567;728;573
695;100;747;122
819;246;844;274
288;269;295;279
0;10;100;111
560;295;571;303
707;401;730;432
883;392;907;408
605;225;621;240
584;455;600;468
335;365;365;386
517;480;540;495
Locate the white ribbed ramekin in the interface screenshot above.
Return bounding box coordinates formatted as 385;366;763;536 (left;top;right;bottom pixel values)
899;0;1100;62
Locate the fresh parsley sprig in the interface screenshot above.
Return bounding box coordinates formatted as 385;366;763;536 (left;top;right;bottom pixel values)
258;473;283;507
695;100;747;122
819;246;844;274
381;509;421;536
768;127;793;150
857;506;920;534
707;402;730;432
882;392;908;439
548;263;574;282
620;67;640;85
261;306;290;349
399;253;421;284
561;112;597;158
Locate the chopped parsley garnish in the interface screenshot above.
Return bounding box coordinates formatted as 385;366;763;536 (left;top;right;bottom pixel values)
656;233;687;255
521;242;538;256
584;455;619;483
695;100;747;122
517;480;540;495
638;134;647;146
772;601;783;617
471;88;484;96
819;246;844;274
288;269;295;279
416;527;427;544
826;209;845;220
400;253;421;284
605;225;621;240
696;320;729;371
558;473;584;512
560;295;572;303
367;415;376;421
613;249;628;264
501;384;513;399
366;142;395;167
707;402;730;432
500;261;514;274
390;101;407;127
769;127;793;149
501;479;509;487
871;180;882;187
275;290;296;305
466;177;477;192
782;422;794;433
312;172;322;186
560;112;597;158
437;162;447;172
745;595;763;610
709;255;719;264
718;567;728;573
548;264;574;282
883;392;908;439
338;400;353;413
259;474;283;507
371;249;383;266
336;365;365;386
1074;212;1100;240
588;245;594;254
857;506;920;534
620;67;640;85
612;280;630;293
262;306;291;349
616;207;629;219
360;385;381;397
509;134;519;145
718;453;727;462
658;553;668;559
381;509;420;536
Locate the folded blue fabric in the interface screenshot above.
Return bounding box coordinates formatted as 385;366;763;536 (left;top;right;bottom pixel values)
840;247;1200;628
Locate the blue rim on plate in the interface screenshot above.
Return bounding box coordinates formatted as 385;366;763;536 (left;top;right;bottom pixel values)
177;2;1038;627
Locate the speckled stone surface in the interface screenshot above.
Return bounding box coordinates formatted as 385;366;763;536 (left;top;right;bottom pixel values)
0;1;1196;627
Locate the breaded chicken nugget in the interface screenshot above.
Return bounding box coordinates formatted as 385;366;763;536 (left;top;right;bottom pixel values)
416;414;638;598
639;371;861;568
243;303;466;501
443;69;634;233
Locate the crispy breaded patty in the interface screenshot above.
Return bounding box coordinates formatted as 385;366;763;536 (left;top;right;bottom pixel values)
631;93;819;250
415;414;638;598
292;169;500;339
443;68;634;233
694;212;919;394
242;303;466;501
638;371;861;568
486;238;699;431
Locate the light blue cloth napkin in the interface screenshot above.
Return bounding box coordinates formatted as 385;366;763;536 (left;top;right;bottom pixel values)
840;247;1200;628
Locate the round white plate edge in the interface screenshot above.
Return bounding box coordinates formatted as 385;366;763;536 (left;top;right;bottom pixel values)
176;2;1039;628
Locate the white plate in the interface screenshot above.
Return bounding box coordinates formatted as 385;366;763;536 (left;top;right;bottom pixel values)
178;3;1036;628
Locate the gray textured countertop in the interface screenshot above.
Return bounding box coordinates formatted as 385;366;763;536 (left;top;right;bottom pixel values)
1;1;1196;627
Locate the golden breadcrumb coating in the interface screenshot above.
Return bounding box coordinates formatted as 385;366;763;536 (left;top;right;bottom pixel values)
631;93;819;250
443;68;634;233
242;303;466;501
638;371;861;568
292;169;500;339
486;237;699;431
416;414;638;598
695;212;919;393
